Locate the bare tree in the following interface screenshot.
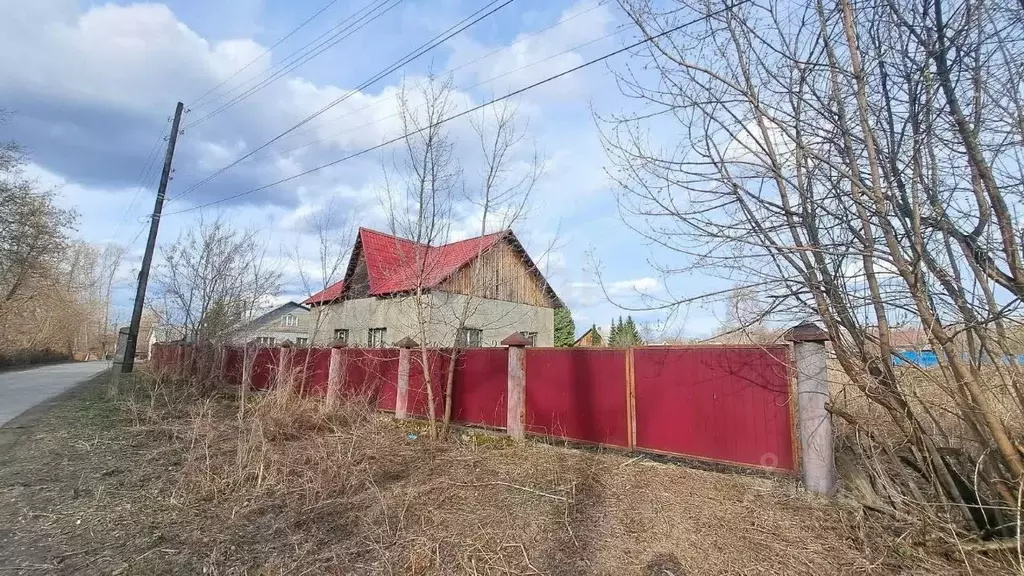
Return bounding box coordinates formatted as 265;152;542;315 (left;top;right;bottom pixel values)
290;199;356;401
435;101;542;435
293;199;355;345
0;124;76;325
604;0;1024;536
154;215;281;345
381;76;544;437
0;113;97;362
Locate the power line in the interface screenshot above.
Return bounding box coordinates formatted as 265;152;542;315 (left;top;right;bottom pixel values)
236;21;629;167
189;0;343;110
186;0;403;128
241;0;615;160
165;1;751;216
170;0;516;203
109;124;170;241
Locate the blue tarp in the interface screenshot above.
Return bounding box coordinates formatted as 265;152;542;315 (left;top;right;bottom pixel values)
892;350;1024;367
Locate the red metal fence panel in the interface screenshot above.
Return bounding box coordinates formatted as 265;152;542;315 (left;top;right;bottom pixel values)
224;347;243;386
632;346;795;471
299;348;331;395
344;348;400;409
407;350;449;418
524;348;630;447
251;348;277;390
452;348;508;428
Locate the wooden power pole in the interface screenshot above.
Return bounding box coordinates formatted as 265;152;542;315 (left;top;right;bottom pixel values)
121;101;185;373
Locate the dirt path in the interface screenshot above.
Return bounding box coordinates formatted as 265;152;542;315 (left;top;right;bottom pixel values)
0;374;1008;575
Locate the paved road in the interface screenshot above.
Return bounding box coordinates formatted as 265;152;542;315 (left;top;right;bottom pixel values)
0;362;109;426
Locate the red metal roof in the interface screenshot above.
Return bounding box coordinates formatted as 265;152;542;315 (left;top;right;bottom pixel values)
359;228;507;295
302;281;345;306
303;228;509;304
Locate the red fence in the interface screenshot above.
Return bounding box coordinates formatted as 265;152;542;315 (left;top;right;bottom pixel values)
525;348;630;447
151;343;797;473
632;346;794;470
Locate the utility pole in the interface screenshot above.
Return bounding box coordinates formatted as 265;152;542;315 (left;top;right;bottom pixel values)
121;101;185;373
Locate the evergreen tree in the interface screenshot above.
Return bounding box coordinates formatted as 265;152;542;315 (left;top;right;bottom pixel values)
609;315;643;346
590;323;603;346
623;315;644;345
553;307;575;347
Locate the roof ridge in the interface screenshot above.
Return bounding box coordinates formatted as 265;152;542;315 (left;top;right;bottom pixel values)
436;229;509;249
359;226;430;247
360;226;509;249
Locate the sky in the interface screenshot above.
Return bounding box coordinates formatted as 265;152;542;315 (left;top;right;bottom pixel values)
0;0;734;339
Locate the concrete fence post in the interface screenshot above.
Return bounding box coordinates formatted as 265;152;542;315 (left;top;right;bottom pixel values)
277;343;293;391
502;333;531;441
394;337;419;419
326;343;346;409
785;322;836;495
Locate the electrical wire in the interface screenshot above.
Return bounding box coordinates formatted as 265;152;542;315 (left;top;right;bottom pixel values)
241;0;614;159
164;1;751;216
189;0;344;110
185;0;403;128
109;124;169;241
170;0;516;203
233;21;629;167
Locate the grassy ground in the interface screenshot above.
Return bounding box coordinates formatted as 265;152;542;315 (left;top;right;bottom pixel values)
0;371;1013;575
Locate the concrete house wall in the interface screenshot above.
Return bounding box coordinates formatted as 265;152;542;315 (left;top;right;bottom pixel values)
428;291;554;346
310;291;553;347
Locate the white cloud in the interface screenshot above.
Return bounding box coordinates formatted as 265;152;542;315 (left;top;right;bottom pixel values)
446;0;616;101
0;0;665;339
608;277;660;294
0;3;265;111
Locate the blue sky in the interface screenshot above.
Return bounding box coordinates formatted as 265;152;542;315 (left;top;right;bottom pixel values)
0;0;732;338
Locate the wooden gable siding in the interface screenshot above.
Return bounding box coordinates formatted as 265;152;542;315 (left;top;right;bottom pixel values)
437;238;555;307
346;252;372;299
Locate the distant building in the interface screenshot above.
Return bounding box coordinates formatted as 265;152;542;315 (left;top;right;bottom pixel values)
226;301;312;347
147;323;186;359
573;325;606;347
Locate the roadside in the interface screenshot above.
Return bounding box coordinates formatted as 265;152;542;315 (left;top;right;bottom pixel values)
0;361;108;426
0;373;1009;575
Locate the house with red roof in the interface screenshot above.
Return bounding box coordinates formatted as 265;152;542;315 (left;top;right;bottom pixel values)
303;227;563;347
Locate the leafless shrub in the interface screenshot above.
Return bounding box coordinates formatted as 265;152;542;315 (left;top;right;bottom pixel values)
154;214;281;345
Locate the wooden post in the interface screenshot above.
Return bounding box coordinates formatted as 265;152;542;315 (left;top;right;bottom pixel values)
326;343;346;409
219;345;229;382
277;343;293;391
183;346;195;378
785;322;836;496
395;337;419;419
241;343;254;391
502;333;530;441
626;347;636;450
175;345;184;379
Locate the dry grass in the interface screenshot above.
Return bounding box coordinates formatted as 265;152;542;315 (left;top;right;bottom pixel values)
0;370;1016;574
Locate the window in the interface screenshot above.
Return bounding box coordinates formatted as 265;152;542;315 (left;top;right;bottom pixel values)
520;331;537;346
282;314;298;327
255;336;276;346
333;329;349;344
368;327;387;348
296;337;308;346
457;327;482;348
